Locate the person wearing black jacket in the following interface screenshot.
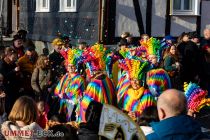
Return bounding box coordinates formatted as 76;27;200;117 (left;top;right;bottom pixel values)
0;47;21;113
178;32;202;84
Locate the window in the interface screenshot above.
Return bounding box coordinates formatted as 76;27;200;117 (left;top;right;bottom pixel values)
60;0;77;12
36;0;50;12
171;0;200;15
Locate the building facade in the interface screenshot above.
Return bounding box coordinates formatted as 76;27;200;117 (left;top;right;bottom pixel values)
2;0;210;48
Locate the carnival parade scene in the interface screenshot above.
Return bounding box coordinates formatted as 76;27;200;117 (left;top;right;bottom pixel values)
0;0;210;140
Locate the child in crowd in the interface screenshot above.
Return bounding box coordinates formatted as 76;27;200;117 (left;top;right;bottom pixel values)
37;100;49;129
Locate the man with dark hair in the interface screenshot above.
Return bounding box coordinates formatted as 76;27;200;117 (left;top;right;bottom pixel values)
147;89;209;140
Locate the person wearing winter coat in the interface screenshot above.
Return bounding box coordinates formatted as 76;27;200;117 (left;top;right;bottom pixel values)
147;89;209;140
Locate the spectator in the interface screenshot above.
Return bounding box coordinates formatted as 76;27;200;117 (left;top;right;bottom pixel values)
49;38;66;88
163;44;181;89
78;42;88;51
37;99;49;129
164;35;176;45
31;54;52;102
179;31;202;84
11;34;24;58
147;89;209;140
0;73;7;140
17;29;28;42
140;34;150;42
0;47;21;113
177;32;189;46
43;47;49;56
189;31;200;46
18;45;38;97
200;28;210;96
138;106;159;136
1;96;44;140
18;46;38;74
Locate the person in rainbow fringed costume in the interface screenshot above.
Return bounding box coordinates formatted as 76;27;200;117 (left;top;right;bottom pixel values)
77;43;116;122
117;58;156;120
142;37;172;97
54;48;85;121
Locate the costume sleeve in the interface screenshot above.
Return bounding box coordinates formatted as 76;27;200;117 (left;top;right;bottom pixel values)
54;74;66;96
138;89;156;115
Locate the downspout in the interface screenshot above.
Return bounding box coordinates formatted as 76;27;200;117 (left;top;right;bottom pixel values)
0;0;3;16
98;0;105;43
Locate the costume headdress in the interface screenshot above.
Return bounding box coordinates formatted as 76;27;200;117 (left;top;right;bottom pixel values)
119;58;148;80
146;68;171;97
140;37;166;62
66;48;83;66
184;82;210;112
82;43;108;78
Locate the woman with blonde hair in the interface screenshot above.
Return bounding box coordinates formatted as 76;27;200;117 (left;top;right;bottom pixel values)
31;54;52;102
1;96;44;140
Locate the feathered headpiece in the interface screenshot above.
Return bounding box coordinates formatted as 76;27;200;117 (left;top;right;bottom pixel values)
66;49;83;65
184;82;210;112
146;68;171;97
140;37;166;62
82;43;108;77
118;58;148;80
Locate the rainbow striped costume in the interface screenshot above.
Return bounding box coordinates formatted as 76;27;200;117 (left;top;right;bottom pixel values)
54;73;85;121
121;87;156;116
116;72;130;107
77;75;115;122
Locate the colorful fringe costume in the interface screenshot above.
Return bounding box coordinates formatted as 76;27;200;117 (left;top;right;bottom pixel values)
122;88;156;116
54;48;85;121
117;58;156;118
184;82;210;112
77;43;116;122
146;68;172;97
55;73;85;121
78;76;115;122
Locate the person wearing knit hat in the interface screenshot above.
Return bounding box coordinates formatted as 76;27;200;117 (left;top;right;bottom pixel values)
54;48;85;122
117;58;156;121
78;43;115;122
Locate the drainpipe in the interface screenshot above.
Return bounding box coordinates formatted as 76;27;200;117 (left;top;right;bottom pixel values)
98;0;106;43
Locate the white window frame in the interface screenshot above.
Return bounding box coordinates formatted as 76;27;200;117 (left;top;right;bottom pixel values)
36;0;50;12
59;0;77;12
171;0;200;16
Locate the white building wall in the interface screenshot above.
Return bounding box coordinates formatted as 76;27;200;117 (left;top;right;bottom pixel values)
170;16;197;36
115;0;210;38
151;0;166;37
115;0;146;37
201;1;210;36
